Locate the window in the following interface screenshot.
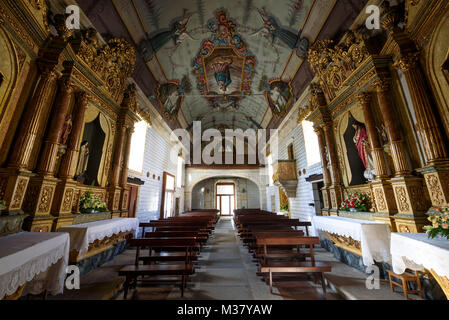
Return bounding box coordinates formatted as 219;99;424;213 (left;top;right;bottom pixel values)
267;154;274;186
176;155;184;188
302;120;321;166
128;120;148;173
288;143;294;160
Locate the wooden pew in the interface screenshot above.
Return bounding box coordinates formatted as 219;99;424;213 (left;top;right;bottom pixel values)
119;238;196;298
144;231;208;248
256;236;331;294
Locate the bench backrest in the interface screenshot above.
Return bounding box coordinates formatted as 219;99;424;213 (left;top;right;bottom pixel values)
144;232;200;238
129;238;197;247
256;236;319;246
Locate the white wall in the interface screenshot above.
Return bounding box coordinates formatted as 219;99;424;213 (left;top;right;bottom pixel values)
265;123;322;234
129;126;185;224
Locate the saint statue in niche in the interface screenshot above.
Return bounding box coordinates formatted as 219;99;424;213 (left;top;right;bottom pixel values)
345;114;375;185
210;56;233;93
59;115;72;145
75;141;89;180
352;120;369;169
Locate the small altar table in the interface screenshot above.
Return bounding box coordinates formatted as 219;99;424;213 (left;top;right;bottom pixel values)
391;232;449;299
0;232;70;299
58;218;139;261
312;216;391;266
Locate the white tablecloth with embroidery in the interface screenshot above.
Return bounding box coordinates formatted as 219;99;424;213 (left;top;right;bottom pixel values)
0;232;70;299
58;218;139;257
312;216;391;266
391;233;449;278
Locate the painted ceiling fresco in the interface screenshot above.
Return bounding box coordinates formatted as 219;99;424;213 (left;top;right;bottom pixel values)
111;0;316;131
75;0;368;132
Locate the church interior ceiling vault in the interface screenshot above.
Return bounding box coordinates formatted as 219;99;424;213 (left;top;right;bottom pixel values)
71;0;368;133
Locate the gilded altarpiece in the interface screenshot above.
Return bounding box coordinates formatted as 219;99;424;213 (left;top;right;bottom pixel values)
0;1;140;237
305;27;431;234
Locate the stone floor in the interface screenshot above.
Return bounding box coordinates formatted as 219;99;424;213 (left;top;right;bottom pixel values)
48;217;418;300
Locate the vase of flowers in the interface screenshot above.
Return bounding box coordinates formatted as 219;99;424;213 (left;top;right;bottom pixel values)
79;189;107;214
424;206;449;240
340;191;368;212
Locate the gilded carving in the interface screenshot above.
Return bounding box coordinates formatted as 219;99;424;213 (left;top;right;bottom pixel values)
330;190;337;208
425;173;447;207
374;187;388;212
327;232;362;256
395;186;410;212
37;186;53;213
75;29;136;103
11;178;28;209
62;188;74;212
308;29;370;100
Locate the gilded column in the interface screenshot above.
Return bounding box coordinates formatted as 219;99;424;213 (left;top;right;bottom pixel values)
314;127;331;187
314;126;332;213
120;126;133;187
8;63;58;170
59;92;89;179
393;53;449;207
108;122;126;214
373;80;429;232
357;92;389;179
51;92;89;229
119;126;133;214
110;124;126;187
373;79;411;177
358;92;398;227
394;53;449;166
38;78;73;175
322;122;342;210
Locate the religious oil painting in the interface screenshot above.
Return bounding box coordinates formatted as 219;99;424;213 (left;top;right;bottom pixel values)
157;82;184;119
264;79;293;117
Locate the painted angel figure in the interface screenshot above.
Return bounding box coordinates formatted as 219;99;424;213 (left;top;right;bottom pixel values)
173;9;196;47
250;7;276;42
252;7;301;50
211;56;233;93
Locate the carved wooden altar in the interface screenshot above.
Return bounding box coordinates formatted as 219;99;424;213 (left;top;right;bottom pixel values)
303;0;449;233
0;0;142;236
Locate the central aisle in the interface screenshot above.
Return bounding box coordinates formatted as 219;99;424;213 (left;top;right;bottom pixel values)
165;216;283;300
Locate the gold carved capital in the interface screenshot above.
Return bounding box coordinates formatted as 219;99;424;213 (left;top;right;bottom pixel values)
394;52;420;72
373;78;391;93
357;92;372;106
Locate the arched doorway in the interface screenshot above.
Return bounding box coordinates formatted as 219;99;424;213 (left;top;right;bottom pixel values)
216;182;235;216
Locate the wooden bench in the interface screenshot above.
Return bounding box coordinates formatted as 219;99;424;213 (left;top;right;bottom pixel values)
119;238;196;298
256;236;331;294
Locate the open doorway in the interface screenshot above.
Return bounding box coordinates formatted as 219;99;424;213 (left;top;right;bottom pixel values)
160;172;175;219
216;183;235;216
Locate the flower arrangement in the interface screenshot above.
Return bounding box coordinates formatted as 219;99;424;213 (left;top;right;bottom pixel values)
79;189;107;213
340;191;368;212
424;206;449;239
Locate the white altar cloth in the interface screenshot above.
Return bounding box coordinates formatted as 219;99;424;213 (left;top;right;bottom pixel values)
391;233;449;278
312;216;391;266
0;232;70;299
58;218;139;257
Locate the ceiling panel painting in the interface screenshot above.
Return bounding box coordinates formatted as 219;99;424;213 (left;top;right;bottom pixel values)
76;0;366;133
